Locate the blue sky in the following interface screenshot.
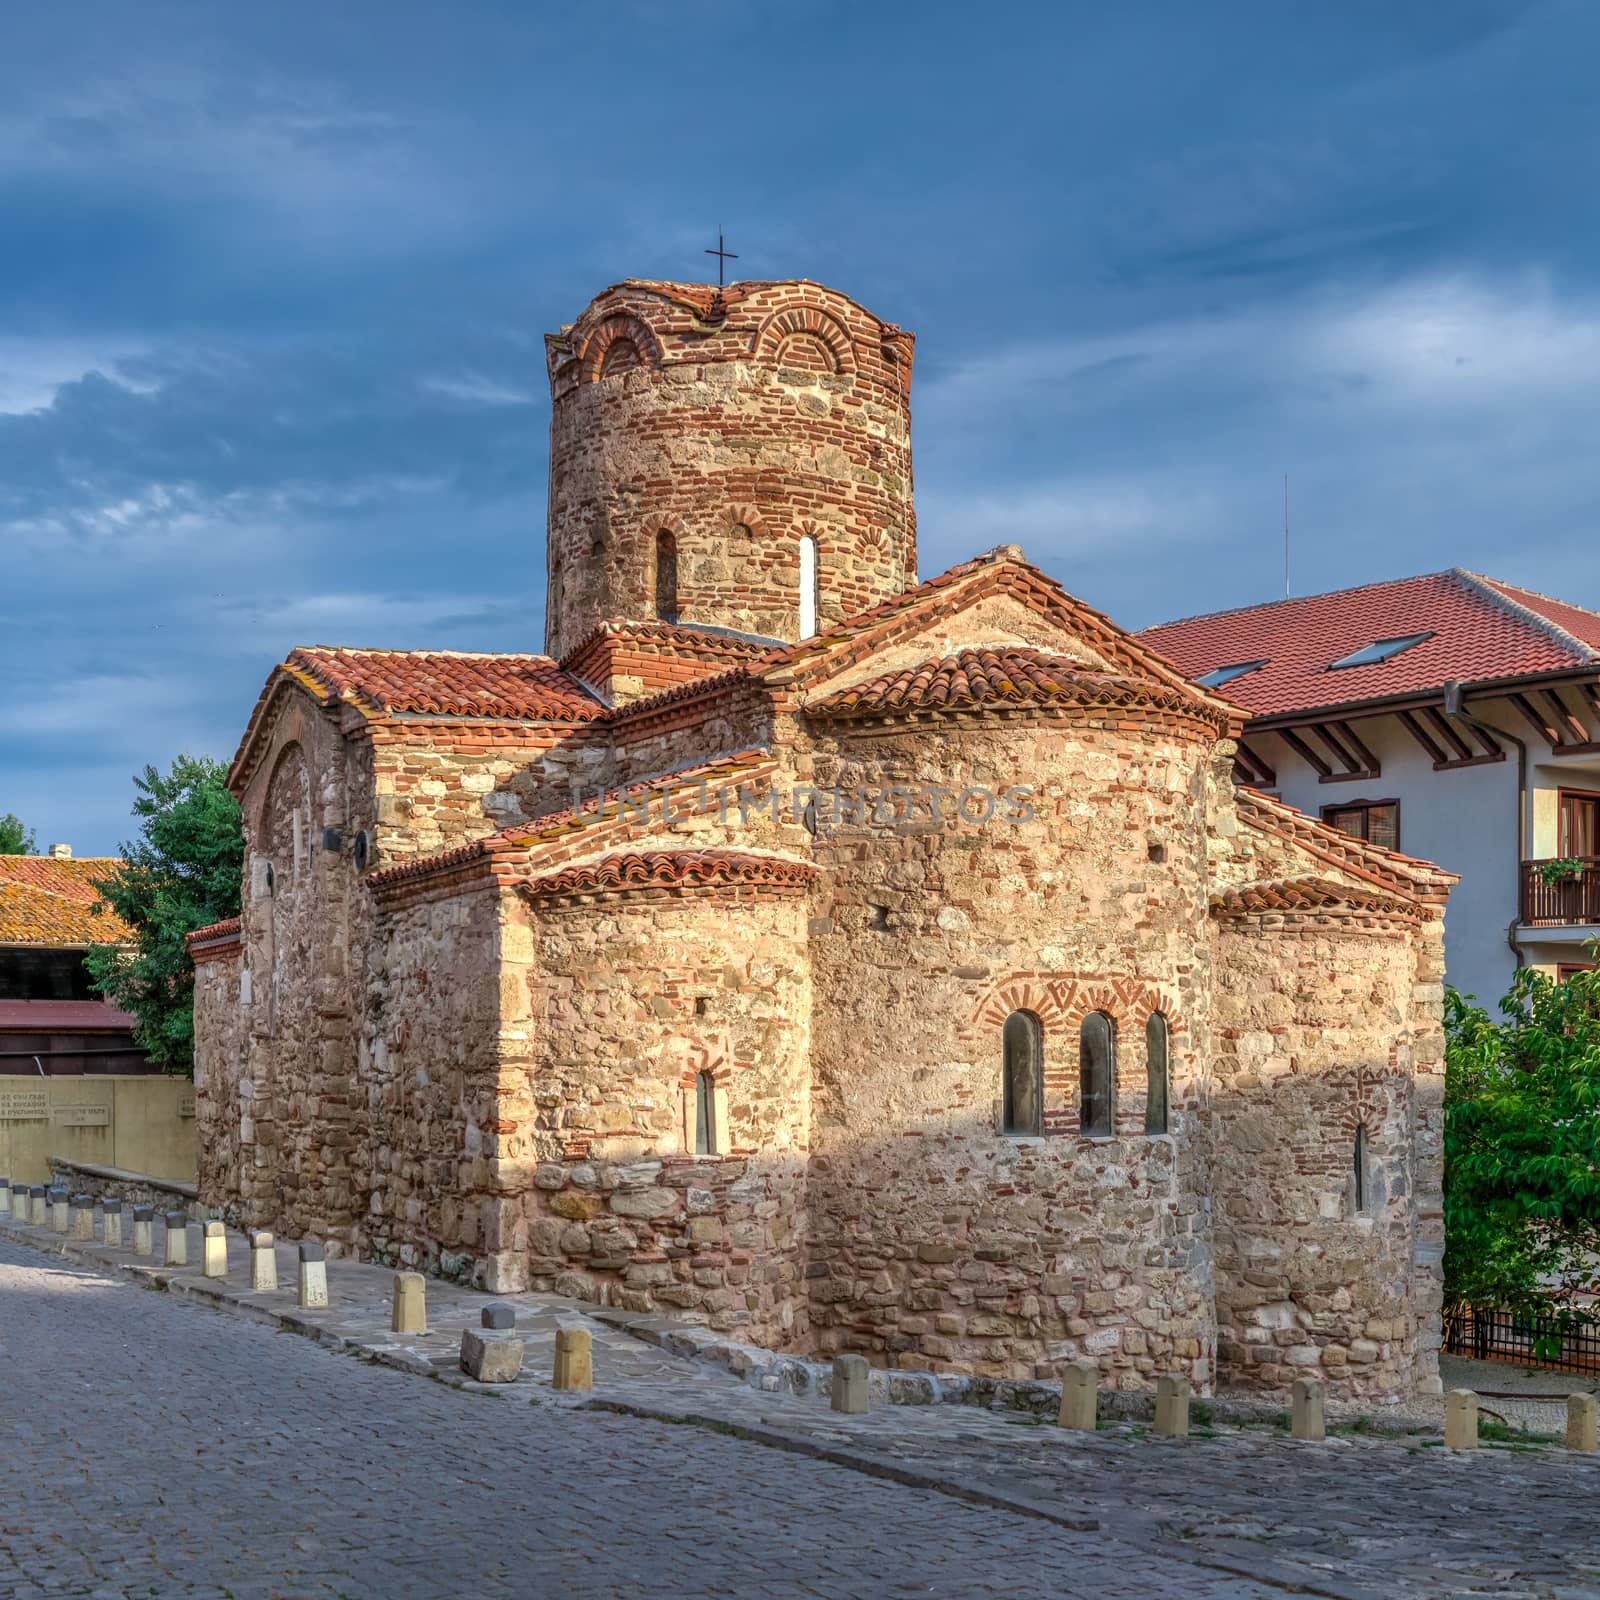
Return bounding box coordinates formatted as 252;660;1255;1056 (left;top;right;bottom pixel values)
4;0;1598;853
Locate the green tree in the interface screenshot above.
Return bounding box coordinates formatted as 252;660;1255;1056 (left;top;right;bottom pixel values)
0;812;36;854
86;756;243;1075
1444;965;1600;1323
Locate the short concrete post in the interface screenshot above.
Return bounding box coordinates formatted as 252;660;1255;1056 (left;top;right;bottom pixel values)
1444;1388;1478;1450
0;1177;10;1217
185;1218;203;1265
250;1231;277;1292
460;1303;523;1383
1154;1373;1191;1438
391;1270;426;1334
29;1185;47;1226
553;1325;593;1391
1291;1377;1326;1442
297;1241;328;1308
69;1195;94;1241
1057;1359;1099;1431
131;1205;153;1256
1567;1393;1598;1452
102;1199;123;1249
11;1183;26;1219
202;1220;227;1278
162;1209;188;1267
831;1353;871;1415
49;1188;70;1233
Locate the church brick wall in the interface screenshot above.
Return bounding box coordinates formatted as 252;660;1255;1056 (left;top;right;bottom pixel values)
544;281;916;658
492;885;813;1342
799;710;1220;1386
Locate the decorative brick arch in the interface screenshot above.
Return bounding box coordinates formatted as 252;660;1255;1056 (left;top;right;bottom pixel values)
581;314;663;382
727;504;767;539
752;306;857;375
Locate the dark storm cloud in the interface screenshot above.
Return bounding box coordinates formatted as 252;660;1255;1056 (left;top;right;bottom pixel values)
1;0;1597;850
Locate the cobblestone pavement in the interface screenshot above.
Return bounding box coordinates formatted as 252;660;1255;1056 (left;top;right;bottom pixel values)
6;1213;1600;1599
0;1238;1288;1600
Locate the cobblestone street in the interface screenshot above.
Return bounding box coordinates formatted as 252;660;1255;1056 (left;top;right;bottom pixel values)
2;1233;1598;1599
0;1238;1281;1600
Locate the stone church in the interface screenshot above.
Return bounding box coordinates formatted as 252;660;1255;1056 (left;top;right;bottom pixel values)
190;276;1454;1399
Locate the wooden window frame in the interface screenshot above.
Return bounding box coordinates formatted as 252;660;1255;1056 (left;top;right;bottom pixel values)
1557;788;1600;858
1320;797;1401;852
1078;1011;1116;1140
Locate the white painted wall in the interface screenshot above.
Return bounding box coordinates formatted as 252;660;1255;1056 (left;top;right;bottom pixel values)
1253;711;1522;1006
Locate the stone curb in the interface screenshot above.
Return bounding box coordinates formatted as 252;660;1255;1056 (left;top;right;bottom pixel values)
582;1396;1386;1600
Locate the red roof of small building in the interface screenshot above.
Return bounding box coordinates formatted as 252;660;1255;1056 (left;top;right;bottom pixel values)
284;647;605;723
1136;569;1600;718
0;998;137;1032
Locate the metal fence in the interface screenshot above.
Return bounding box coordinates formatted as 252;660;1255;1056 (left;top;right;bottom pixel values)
1444;1304;1600;1375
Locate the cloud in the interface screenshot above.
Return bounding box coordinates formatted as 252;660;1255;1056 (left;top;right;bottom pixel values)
420;373;536;406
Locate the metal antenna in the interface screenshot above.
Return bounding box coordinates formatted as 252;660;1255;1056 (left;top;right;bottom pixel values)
1283;473;1290;599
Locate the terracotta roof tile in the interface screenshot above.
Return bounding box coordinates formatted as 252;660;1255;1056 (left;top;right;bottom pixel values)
1210;876;1418;919
1137;569;1600;718
285;647;605;723
0;857;129;947
520;849;817;901
809;647;1220;723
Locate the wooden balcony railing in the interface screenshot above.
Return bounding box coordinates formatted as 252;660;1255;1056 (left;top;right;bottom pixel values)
1521;858;1600;926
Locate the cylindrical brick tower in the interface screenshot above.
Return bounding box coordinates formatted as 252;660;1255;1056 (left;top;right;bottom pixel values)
543;279;917;659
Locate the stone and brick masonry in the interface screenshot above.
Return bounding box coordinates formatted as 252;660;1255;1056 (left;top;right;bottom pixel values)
190;275;1455;1401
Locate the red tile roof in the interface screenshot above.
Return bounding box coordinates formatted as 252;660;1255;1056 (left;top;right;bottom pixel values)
0;999;137;1032
520;849;818;901
810;647;1218;723
0;857;130;947
1136;569;1600;719
283;647;605;723
1210;877;1418;920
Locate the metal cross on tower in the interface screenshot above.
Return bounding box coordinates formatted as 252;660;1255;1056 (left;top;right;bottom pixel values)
704;227;738;286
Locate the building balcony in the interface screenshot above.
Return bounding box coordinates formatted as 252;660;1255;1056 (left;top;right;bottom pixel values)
1520;857;1600;927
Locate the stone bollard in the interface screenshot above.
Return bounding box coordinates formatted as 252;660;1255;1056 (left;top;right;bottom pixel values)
1291;1377;1326;1442
831;1353;871;1415
70;1195;95;1241
102;1199;123;1249
0;1176;10;1217
460;1303;524;1383
162;1210;188;1267
202;1220;227;1279
553;1325;593;1391
132;1206;154;1257
12;1182;27;1219
1154;1373;1191;1438
298;1241;329;1308
250;1231;277;1292
29;1185;47;1226
186;1218;203;1265
391;1271;427;1334
1057;1359;1099;1431
1444;1389;1478;1450
49;1188;70;1233
1567;1393;1598;1452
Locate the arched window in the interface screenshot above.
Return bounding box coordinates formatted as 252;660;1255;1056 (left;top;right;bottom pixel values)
694;1071;717;1155
1001;1011;1042;1137
1079;1012;1115;1138
655;530;678;623
798;534;819;639
1144;1012;1169;1135
1353;1123;1367;1213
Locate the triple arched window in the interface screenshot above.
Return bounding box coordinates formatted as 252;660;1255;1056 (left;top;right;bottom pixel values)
999;1007;1172;1139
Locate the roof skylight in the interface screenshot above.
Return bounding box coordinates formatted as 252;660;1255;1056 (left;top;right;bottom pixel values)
1196;659;1268;688
1327;633;1433;670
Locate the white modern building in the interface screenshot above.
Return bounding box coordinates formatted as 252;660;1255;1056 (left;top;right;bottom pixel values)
1140;569;1600;1005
